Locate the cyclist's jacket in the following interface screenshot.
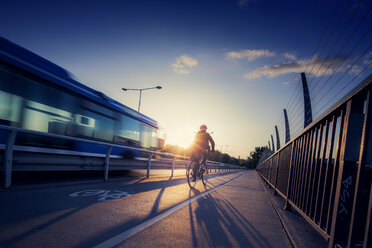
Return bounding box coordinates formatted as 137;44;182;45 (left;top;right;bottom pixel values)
193;130;215;152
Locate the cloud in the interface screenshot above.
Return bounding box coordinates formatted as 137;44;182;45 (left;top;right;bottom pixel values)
226;49;276;61
243;56;343;79
172;55;198;74
281;81;290;85
283;53;297;61
347;64;363;75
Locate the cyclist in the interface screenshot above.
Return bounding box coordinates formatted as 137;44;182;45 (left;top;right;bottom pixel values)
191;124;215;181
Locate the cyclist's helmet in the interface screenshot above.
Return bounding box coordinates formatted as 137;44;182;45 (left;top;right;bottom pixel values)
200;124;207;131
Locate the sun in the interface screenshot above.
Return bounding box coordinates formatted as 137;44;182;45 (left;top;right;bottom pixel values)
165;127;195;148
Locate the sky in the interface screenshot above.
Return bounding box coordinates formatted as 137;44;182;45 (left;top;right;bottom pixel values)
1;0;371;158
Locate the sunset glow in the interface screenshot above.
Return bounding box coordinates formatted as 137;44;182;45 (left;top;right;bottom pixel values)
165;126;195;149
2;0;370;158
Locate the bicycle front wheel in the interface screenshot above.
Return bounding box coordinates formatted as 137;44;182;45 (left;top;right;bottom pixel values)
187;160;198;188
202;164;209;186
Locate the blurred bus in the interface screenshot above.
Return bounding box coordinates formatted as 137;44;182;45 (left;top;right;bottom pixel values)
0;37;165;158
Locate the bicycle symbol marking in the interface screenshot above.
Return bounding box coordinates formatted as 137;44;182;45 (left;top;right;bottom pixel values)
69;189;131;202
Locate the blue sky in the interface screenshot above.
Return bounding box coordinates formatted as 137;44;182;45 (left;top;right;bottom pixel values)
1;0;371;158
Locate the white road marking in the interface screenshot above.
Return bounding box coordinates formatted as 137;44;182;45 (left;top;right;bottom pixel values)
69;190;130;202
93;171;248;248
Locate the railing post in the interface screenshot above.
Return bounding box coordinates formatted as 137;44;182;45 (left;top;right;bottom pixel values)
273;151;281;195
363;184;372;248
104;146;113;182
4;130;17;188
347;90;372;247
171;156;176;177
147;153;153;178
329;97;365;248
268;158;273;189
284;142;296;210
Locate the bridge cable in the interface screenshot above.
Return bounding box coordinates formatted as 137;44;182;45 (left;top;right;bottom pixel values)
311;24;372;104
289;58;371;134
306;0;353;77
296;42;372;125
281;0;344;132
313;53;372;117
304;0;343;74
286;78;304;114
308;1;366;91
295;24;372;120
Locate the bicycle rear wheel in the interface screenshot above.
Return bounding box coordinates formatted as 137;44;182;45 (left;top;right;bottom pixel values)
187;160;198;188
202;164;209;185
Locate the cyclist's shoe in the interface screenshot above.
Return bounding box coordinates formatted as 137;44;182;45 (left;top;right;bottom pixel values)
191;172;196;182
194;172;201;181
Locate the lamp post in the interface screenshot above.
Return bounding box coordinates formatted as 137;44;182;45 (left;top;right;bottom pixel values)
122;86;162;112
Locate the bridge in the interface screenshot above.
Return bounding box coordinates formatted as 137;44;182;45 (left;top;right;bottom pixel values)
1;28;372;248
1;74;371;248
1;169;328;248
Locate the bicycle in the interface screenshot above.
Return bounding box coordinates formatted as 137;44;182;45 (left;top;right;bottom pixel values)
186;153;209;188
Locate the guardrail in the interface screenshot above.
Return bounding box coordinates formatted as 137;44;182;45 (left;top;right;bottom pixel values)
0;124;243;188
257;74;371;248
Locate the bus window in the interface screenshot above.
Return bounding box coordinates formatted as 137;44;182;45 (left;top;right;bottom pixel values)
23;100;73;134
140;124;153;149
93;114;114;141
75;114;95;127
116;115;141;146
0;65;77;112
151;129;157;148
0;91;22;125
77;101;115;142
67;114;95;138
157;128;166;149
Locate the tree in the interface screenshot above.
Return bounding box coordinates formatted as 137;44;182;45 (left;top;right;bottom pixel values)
246;146;267;169
163;145;248;167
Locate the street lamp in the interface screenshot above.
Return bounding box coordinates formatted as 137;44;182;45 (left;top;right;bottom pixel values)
122;86;162;112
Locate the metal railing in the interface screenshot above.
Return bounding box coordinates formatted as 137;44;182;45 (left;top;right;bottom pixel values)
257;74;372;248
0;124;243;188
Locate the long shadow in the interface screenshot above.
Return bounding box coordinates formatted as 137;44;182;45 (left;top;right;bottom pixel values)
212;191;273;247
224;184;263;191
188;185;275;247
148;176;174;218
192;193;254;247
133;177;147;184
113;170;242;198
0;171;243;247
76;186;203;247
189;187;201;247
0;201;92;247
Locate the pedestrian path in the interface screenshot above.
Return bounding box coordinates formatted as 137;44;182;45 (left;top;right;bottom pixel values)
118;171;294;247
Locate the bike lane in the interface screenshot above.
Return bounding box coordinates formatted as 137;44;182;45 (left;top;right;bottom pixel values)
0;170;245;248
115;170;292;248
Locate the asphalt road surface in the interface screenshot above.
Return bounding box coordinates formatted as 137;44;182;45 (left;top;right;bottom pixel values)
0;170;293;248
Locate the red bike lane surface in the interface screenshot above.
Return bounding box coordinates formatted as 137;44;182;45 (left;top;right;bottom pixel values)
115;171;292;248
0;170;245;248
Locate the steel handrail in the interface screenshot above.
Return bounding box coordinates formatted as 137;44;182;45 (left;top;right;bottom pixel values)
256;74;372;247
0;124;242;187
260;73;372;165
